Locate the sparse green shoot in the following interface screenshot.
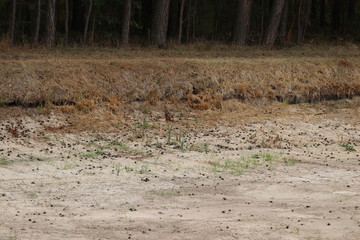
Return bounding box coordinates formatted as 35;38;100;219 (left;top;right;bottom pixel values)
178;135;186;152
0;157;11;166
283;157;298;165
340;144;356;152
124;166;134;172
151;188;181;198
81;153;96;158
251;152;274;162
113;141;130;151
63;161;76;170
28;192;38;199
138;165;150;174
115;164;122;176
210;152;278;175
167;124;173;144
0;99;6;107
190;143;210;153
95;150;106;155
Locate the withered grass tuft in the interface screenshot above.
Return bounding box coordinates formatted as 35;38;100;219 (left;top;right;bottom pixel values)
1;46;359;115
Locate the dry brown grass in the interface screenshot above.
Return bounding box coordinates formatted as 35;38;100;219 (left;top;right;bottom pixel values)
0;47;359;115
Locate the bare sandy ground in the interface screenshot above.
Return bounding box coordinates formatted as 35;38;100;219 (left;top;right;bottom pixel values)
0;102;359;240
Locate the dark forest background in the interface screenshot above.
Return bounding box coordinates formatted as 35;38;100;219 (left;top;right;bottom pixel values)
1;0;360;48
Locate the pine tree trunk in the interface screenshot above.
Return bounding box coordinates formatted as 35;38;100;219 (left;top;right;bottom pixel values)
320;0;325;27
168;0;179;39
90;16;95;45
17;0;23;41
213;0;220;40
34;0;41;44
192;0;196;40
298;0;311;44
9;0;17;46
121;0;132;45
279;0;289;38
141;0;152;38
186;0;192;43
234;0;253;45
340;1;345;34
83;0;93;45
151;0;170;45
332;0;341;32
263;0;286;48
65;0;69;46
46;0;56;47
260;0;264;40
297;0;302;43
348;0;356;32
178;0;185;44
72;0;84;32
348;0;356;21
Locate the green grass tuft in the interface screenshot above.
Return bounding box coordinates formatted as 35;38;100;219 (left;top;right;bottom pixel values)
0;157;11;166
283;158;298;165
340;144;356;152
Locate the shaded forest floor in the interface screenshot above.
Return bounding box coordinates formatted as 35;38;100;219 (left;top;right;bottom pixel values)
0;47;360;239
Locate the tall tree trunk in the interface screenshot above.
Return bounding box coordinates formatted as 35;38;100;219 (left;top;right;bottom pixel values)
17;0;22;41
213;0;220;40
9;0;17;46
263;0;286;48
279;0;288;38
83;0;93;45
72;0;84;32
340;1;345;34
192;0;196;40
260;0;264;40
34;0;41;44
298;0;311;44
46;0;56;47
297;0;302;43
90;15;95;45
186;0;192;43
121;0;132;45
168;0;179;38
234;0;253;45
348;0;356;21
332;0;340;32
150;0;170;45
141;0;152;38
65;0;69;46
310;0;317;22
320;0;325;27
178;0;185;44
348;0;356;32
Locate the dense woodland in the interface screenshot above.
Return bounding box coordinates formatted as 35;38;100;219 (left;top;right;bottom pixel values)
1;0;360;48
